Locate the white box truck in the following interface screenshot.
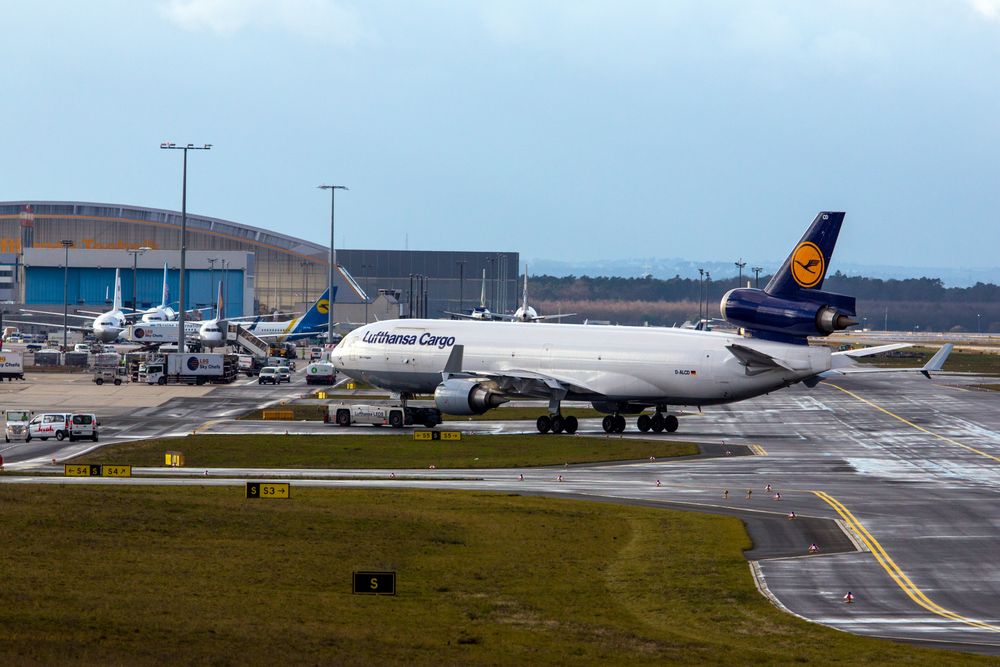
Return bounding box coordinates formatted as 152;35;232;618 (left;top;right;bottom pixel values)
139;353;237;385
0;351;25;381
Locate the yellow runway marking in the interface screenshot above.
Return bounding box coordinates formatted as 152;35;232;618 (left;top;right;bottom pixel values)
813;491;999;632
750;444;768;456
826;383;1000;463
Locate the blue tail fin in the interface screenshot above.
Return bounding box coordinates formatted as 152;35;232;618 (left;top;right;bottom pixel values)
293;287;336;334
764;211;845;297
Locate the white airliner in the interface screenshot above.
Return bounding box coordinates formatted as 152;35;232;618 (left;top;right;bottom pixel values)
13;269;129;342
330;212;951;435
503;267;575;322
444;270;495;320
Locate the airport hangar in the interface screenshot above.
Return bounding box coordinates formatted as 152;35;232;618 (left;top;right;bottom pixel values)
0;201;518;329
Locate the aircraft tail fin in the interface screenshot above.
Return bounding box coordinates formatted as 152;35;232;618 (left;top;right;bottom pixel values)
112;269;122;312
292;287;336;334
480;269;487;308
161;262;169;307
215;281;224;320
764;212;845;297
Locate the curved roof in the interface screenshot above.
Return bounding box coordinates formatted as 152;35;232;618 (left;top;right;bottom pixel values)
0;200;329;261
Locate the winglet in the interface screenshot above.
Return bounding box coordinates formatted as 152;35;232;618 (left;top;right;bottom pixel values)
443;344;464;375
921;343;953;378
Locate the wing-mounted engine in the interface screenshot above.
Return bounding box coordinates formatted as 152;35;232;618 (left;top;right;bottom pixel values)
434;378;509;415
720;287;857;341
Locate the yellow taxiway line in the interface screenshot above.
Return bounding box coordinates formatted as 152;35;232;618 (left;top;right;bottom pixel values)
825;383;1000;463
813;490;999;632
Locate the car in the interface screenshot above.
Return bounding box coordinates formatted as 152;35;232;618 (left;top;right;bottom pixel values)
67;413;99;442
73;343;92;353
25;412;72;442
258;367;279;385
25;343;43;352
309;346;324;361
275;367;292;384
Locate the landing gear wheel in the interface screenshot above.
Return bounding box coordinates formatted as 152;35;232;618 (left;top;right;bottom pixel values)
614;415;627;433
536;415;551;434
601;415;615;433
665;415;679;433
551;415;564;434
637;414;651;432
563;416;578;434
651;413;665;433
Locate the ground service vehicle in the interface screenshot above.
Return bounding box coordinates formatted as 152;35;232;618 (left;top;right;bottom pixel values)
139;353;237;385
92;352;124;385
67;413;99;441
324;402;442;428
26;413;72;441
275;367;292;383
305;362;336;384
258;367;287;385
0;351;24;381
309;346;325;361
4;409;32;443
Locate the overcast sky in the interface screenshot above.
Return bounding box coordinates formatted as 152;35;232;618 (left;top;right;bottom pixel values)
4;1;1000;270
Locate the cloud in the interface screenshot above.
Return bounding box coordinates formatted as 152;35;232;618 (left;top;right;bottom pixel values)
970;0;1000;20
160;0;363;43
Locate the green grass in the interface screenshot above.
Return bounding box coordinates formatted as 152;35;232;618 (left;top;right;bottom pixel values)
71;433;700;469
0;486;983;665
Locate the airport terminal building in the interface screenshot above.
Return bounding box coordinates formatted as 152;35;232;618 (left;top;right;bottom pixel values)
0;201;518;325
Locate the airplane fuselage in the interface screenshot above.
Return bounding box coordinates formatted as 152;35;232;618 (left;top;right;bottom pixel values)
331;319;832;407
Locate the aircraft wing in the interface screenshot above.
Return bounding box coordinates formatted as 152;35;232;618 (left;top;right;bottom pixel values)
531;313;577;321
442;311;479;320
441;345;600;397
19;309;95;322
3;319;92;332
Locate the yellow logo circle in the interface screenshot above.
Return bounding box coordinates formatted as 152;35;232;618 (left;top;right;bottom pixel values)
791;242;824;288
316;299;330;315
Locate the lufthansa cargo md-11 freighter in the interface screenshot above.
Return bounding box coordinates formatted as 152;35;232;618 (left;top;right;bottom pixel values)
331;213;948;434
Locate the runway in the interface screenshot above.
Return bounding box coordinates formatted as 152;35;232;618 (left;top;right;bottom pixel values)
1;372;998;653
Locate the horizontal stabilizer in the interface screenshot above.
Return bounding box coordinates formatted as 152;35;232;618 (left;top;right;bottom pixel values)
921;343;953;378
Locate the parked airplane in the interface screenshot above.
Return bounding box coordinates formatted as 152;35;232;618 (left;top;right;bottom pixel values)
12;269;129;342
503;267;575;322
77;262;179;323
330;212;951;435
444;270;495;320
236;288;335;342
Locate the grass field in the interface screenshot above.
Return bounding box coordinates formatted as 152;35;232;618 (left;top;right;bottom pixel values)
71;433;700;469
0;486;983;665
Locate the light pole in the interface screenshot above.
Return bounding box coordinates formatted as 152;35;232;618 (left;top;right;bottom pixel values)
456;260;466;312
752;266;763;289
161;142;212;351
318;184;348;341
220;259;228;319
978;313;982;334
61;240;73;351
207;257;218;310
735;258;746;288
127;246;152;313
704;272;711;322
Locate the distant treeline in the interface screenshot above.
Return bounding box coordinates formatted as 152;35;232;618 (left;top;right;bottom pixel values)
529;272;1000;332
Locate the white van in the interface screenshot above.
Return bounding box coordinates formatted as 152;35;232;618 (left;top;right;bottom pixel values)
67;413;99;442
25;413;72;442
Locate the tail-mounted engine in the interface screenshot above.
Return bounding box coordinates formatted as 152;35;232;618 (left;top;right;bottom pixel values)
434;378;509;415
721;288;857;341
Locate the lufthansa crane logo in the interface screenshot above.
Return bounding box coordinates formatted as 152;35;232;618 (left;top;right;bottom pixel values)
791;241;824;288
316;299;330;315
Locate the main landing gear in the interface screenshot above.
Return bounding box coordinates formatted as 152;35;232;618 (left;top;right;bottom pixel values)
536;413;579;435
601;406;678;434
535;394;577;435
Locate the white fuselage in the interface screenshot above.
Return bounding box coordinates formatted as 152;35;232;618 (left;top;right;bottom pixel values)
93;311;127;342
330;319;832;407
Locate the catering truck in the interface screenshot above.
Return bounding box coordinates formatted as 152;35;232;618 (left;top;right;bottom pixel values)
0;351;25;381
138;353;238;385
